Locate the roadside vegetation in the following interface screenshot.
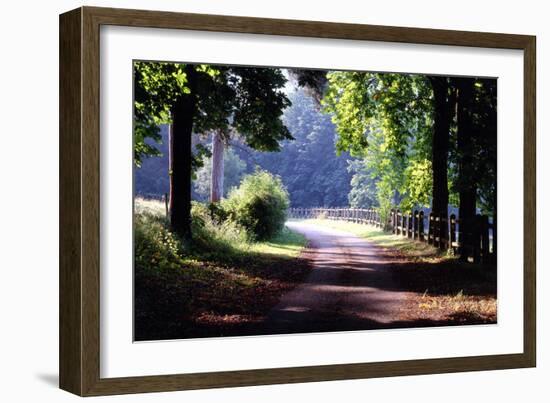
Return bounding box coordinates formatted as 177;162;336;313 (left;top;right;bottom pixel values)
301;218;497;325
134;171;309;341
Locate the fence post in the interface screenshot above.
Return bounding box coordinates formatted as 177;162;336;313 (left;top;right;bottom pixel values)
437;214;442;247
419;211;425;242
428;212;434;245
449;214;457;254
413;210;418;240
443;214;449;250
394;209;401;235
480;215;490;264
473;214;481;263
398;210;402;235
490;215;497;263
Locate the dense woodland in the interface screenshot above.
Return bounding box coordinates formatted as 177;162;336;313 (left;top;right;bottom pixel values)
135;90;354;208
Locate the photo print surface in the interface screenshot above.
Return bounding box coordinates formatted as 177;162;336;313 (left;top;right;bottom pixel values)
133;61;497;341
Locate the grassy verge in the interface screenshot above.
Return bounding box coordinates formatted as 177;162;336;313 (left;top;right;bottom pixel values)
134;198;309;340
249;227;307;257
299;218;497;325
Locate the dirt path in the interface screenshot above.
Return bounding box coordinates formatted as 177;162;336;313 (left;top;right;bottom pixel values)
265;221;412;334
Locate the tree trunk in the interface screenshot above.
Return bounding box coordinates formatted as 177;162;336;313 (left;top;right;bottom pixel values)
210;130;225;203
429;77;452;228
455;78;477;261
169;65;197;239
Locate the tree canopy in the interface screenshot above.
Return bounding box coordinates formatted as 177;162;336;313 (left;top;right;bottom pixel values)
133;61;292;236
322;72;434;216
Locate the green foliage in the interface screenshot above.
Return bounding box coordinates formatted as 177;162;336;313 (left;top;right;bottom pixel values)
134;212;185;271
133;61;221;167
347;159;377;208
401;158;433;212
322;71;434;215
134;62;293;168
193;147;247;200
230;67;293;151
189;202;250;255
376;180;394;229
134;62;188;166
223;170;290;240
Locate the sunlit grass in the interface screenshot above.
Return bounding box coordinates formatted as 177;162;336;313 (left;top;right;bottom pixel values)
302;218;440;259
250;226;307;258
135;197;307;259
135;197;167;218
404;290;497;324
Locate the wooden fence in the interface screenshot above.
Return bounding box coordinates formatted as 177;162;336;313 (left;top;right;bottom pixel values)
288;207;495;264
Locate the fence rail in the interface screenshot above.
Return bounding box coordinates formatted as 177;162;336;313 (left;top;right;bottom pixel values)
288;207;495;264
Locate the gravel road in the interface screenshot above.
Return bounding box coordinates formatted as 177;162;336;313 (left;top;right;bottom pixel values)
265;221;411;334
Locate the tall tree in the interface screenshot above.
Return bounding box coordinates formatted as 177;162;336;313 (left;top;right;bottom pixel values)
194;147;247;201
453;77;476;259
134;62;291;237
169;64;197;236
210;130;225;202
134;62;223;238
428;77;454;224
450;77;497;260
208;67;292;202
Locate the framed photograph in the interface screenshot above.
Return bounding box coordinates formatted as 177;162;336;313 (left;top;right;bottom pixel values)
59;6;536;396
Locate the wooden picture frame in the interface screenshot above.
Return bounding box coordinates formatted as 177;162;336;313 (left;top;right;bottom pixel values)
59;6;536;396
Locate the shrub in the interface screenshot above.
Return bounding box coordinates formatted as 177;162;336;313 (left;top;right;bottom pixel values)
190;201;249;255
223;170;289;241
134;212;184;271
